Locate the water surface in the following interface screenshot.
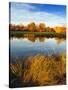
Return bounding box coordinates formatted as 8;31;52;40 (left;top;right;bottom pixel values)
10;37;66;61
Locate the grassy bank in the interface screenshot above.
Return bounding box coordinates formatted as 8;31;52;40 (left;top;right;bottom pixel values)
10;30;66;38
10;53;66;88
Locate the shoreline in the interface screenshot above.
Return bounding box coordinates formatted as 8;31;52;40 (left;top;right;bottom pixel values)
10;30;66;38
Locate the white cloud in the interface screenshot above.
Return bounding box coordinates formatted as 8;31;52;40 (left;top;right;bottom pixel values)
11;3;66;27
11;3;36;11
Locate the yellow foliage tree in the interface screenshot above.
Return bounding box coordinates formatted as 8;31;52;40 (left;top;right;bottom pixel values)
54;26;66;33
39;23;46;32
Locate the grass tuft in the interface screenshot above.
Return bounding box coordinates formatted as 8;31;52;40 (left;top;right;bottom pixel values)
10;53;66;87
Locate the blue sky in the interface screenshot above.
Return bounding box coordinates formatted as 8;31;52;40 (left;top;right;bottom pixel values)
10;2;66;27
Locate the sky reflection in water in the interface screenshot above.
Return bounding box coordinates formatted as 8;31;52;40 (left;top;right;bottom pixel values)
10;37;66;61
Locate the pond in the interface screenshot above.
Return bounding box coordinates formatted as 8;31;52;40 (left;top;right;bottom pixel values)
10;36;66;61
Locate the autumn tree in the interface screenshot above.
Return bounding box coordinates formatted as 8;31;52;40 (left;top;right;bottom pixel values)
9;24;16;30
39;23;46;32
50;28;55;32
54;26;66;33
46;27;50;32
27;22;36;31
19;25;24;30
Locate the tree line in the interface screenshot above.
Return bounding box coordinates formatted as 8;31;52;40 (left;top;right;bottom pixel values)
9;22;66;33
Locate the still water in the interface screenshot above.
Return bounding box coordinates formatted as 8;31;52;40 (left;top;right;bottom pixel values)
10;37;66;61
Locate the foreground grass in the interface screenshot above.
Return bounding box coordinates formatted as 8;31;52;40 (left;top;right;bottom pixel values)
10;53;66;87
10;30;66;38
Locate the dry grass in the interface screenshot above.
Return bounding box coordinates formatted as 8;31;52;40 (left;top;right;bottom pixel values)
10;53;66;87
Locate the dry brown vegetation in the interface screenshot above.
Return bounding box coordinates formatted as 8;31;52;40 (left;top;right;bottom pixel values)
10;53;66;87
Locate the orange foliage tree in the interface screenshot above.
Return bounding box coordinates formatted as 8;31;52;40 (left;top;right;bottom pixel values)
27;22;36;31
